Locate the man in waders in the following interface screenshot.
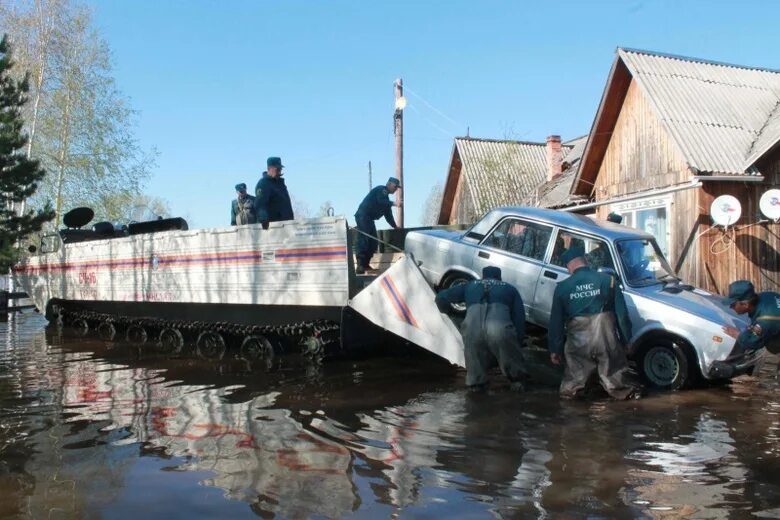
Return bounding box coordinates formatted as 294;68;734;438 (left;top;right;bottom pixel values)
354;177;400;274
230;183;257;225
548;244;640;399
722;281;780;374
435;266;528;391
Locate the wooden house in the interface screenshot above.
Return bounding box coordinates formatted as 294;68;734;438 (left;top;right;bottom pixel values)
572;48;780;293
438;136;582;224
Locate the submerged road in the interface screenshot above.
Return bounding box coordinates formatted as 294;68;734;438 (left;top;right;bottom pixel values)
1;312;779;519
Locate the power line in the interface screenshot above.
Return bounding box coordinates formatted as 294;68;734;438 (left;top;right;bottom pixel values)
403;85;463;131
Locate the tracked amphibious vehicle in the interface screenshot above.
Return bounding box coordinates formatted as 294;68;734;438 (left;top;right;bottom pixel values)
13;208;465;365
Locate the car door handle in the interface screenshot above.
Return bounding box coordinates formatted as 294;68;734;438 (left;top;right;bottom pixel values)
478;251;490;259
543;270;558;280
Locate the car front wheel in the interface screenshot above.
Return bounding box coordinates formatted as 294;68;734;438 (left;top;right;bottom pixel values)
441;273;473;314
639;339;690;390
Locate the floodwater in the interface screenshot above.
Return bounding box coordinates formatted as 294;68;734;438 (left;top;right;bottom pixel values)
1;314;780;519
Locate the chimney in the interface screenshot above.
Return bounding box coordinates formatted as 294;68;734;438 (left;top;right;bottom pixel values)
546;135;562;182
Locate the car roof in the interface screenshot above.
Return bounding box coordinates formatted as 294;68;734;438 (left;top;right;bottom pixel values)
475;206;656;242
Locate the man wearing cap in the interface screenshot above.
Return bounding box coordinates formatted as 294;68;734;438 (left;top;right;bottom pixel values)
435;266;528;391
548;242;640;399
722;280;780;355
254;156;294;229
231;183;257;226
354;177;401;274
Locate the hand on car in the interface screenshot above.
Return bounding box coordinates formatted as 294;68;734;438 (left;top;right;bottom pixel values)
550;353;562;365
722;325;740;339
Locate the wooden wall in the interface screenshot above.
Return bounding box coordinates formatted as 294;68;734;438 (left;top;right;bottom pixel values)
593;79;691;202
695;148;780;294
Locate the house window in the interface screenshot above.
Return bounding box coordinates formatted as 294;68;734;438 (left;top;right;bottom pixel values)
612;197;670;258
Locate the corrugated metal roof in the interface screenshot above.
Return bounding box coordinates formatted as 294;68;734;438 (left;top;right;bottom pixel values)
619;48;780;175
455;137;572;217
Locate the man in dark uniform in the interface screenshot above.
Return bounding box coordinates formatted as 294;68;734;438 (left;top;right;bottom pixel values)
231;183;256;225
435;266;528;391
354;177;400;274
254;156;294;229
548;244;640;399
722;280;780;355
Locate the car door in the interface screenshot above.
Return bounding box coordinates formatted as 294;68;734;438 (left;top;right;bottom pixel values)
532;228;617;327
472;217;554;324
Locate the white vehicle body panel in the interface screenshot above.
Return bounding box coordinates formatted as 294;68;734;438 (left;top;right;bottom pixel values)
14;217;351;314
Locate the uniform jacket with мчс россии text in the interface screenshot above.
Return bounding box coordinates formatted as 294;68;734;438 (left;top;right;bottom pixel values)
254;172;294;224
547;266;632;355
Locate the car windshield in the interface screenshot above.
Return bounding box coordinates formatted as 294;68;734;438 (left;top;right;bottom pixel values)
616;238;675;287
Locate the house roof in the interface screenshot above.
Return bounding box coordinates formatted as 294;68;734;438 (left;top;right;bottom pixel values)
528;135;589;209
574;48;780;195
440;137;573;221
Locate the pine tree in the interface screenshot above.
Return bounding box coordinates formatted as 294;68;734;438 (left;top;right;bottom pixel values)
0;33;54;268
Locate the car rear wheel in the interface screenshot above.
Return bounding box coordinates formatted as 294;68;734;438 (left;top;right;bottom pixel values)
639;339;690;390
441;273;473;314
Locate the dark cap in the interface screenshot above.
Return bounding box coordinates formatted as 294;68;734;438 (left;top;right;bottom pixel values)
235;183;247;192
607;212;623;224
482;266;502;280
267;156;284;168
560;245;585;266
722;280;756;306
387;177;402;188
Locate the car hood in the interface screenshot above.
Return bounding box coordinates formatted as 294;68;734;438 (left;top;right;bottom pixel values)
629;283;748;327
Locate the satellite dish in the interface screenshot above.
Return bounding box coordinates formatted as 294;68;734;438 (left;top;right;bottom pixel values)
62;207;94;229
710;195;741;227
760;189;780;220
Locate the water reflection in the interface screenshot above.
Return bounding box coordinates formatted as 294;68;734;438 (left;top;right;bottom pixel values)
1;313;780;518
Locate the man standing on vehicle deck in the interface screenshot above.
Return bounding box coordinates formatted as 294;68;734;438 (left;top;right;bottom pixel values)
435;266;528;391
254;156;294;229
231;183;256;225
354;177;400;274
722;280;780;356
548;244;640;399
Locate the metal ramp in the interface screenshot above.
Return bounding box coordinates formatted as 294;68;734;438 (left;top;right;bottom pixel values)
348;255;465;367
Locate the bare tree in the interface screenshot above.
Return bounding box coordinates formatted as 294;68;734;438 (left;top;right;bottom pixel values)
422;181;443;226
1;0;155;225
317;200;334;217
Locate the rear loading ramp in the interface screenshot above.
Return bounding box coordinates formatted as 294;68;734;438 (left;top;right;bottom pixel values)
347;255;465;367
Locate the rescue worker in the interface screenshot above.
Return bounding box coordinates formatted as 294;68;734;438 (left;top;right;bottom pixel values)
548;244;640;399
435;266;528;390
354;177;400;274
230;183;256;225
722;280;780;355
254;156;294;229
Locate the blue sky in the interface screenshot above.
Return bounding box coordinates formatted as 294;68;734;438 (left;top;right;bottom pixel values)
88;0;780;230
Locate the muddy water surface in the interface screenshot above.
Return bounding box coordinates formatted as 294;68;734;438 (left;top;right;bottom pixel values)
1;313;780;519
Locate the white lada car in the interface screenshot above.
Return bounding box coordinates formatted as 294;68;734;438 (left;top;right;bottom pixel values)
405;207;750;390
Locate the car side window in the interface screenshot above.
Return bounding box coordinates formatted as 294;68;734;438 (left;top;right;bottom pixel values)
550;231;614;270
482;218;552;262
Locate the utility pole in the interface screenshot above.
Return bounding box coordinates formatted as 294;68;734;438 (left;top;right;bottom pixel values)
394;78;405;228
368;160;372;190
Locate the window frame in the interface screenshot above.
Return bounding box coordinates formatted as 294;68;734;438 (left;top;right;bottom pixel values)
546;227;621;275
611;196;672;258
478;216;555;265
